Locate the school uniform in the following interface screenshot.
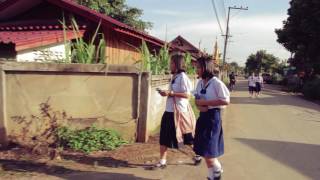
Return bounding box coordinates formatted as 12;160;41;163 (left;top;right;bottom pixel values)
248;76;256;92
160;72;193;149
193;77;230;158
255;76;263;92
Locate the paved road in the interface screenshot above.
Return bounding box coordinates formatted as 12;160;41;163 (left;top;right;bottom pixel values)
7;78;320;180
221;78;320;180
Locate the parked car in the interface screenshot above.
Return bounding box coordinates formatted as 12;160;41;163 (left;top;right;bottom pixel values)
262;73;272;84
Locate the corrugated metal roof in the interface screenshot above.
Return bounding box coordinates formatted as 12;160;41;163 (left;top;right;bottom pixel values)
0;30;84;51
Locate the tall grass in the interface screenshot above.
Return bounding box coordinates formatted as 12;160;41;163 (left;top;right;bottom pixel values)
157;43;170;74
61;16;106;64
138;41;170;75
138;42;196;75
139;40;151;71
185;52;196;75
62;15;71;63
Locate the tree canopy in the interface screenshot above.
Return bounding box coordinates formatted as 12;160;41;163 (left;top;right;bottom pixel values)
76;0;152;31
275;0;320;74
226;62;243;74
245;50;280;74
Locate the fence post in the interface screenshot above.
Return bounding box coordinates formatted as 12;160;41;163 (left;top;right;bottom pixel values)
136;72;150;142
0;67;8;148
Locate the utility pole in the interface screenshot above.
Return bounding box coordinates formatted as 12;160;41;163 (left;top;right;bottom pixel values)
222;6;248;79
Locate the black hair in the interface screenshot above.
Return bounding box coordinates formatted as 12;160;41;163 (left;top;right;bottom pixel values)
171;54;186;74
197;56;215;79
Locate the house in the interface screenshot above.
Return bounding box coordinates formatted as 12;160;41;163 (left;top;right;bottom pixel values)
170;35;203;61
0;0;166;64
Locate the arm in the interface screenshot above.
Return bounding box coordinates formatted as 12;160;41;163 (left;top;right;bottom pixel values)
164;73;191;99
195;99;229;106
159;90;189;99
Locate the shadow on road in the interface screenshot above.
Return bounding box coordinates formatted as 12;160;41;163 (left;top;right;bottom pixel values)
236;138;320;179
0;159;155;180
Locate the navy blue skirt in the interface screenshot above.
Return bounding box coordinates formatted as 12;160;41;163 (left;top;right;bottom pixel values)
193;108;224;158
255;82;261;92
159;112;194;149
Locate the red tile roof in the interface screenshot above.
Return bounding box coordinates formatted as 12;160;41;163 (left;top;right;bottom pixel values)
0;0;165;47
0;30;84;51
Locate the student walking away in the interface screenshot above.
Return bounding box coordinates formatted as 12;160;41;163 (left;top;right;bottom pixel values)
154;54;197;169
248;73;256;98
228;72;236;91
255;73;264;97
193;57;230;180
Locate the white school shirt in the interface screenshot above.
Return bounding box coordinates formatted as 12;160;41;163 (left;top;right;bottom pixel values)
165;72;192;112
195;77;230;109
248;76;256;87
255;76;263;84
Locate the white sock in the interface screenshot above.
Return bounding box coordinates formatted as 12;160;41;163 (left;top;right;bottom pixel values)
160;159;166;165
213;160;222;172
195;155;201;160
208;167;214;179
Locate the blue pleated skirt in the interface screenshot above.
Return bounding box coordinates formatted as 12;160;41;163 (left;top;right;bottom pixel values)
193;108;224;158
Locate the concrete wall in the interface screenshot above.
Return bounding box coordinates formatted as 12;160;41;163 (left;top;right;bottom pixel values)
147;75;198;135
0;61;201;147
0;61;150;147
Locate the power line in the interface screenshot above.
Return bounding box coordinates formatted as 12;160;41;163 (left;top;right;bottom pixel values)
231;9;242;19
222;6;248;65
210;0;224;35
219;0;227;24
221;6;248;80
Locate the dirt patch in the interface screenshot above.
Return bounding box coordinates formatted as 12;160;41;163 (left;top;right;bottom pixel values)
0;136;194;179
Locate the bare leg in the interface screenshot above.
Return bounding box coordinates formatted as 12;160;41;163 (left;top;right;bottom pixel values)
151;145;168;169
160;145;167;160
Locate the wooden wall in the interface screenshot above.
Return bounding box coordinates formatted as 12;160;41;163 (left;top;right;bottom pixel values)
104;28;141;65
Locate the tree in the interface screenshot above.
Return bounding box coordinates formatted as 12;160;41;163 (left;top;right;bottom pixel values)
245;50;280;74
226;62;243;74
275;0;320;74
76;0;152;31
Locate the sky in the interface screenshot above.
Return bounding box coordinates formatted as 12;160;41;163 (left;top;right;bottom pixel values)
126;0;291;66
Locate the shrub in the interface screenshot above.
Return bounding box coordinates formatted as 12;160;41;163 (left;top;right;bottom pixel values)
302;75;320;100
57;126;127;153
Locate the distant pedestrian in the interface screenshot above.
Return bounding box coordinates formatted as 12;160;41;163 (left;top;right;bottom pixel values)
255;73;264;97
229;72;236;91
193;56;230;180
154;54;196;169
248;73;256;98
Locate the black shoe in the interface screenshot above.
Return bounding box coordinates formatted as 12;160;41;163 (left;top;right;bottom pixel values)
207;174;222;180
213;169;223;180
193;156;202;166
150;162;167;170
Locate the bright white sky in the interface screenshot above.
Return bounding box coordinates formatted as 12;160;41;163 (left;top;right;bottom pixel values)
126;0;291;66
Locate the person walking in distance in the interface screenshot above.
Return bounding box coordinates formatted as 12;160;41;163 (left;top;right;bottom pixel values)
228;72;236;91
255;73;264;97
154;54;197;169
193;56;230;180
248;72;256;98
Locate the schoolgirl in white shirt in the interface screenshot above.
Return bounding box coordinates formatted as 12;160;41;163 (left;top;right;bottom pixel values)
255;73;264;96
194;57;230;180
154;54;196;169
248;73;256;97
